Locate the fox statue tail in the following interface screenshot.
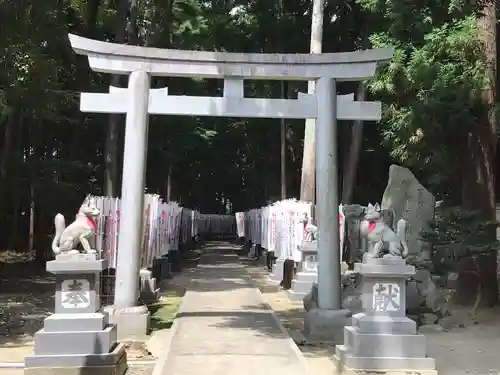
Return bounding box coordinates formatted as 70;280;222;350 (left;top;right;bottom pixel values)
51;213;66;254
396;218;408;258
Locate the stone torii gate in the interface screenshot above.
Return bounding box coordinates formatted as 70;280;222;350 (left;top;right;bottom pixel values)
68;33;393;340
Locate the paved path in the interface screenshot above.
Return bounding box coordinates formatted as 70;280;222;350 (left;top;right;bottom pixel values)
154;242;310;375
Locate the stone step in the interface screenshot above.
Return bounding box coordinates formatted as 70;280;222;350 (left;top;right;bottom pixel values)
43;312;109;333
34;326;116;356
344;326;427;359
25;342;127;370
352;313;417;334
335;344;436;371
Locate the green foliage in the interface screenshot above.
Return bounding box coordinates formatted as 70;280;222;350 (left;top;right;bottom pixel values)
0;0;497;256
360;0;491;198
421;207;499;274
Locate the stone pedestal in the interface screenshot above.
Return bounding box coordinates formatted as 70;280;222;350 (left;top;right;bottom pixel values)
248;243;262;258
248;243;256;257
334;257;437;374
265;250;277;272
160;255;172;279
139;268;160;304
303;307;352;343
25;253;127;375
104;305;150;342
168;250;182;273
288;241;318;301
270;258;286;282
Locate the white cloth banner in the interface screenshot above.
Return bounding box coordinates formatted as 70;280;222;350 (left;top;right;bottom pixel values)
90;195;234;269
235;212;245;238
239;200;345;263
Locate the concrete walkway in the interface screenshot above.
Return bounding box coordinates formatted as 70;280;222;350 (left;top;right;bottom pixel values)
154;242;311;375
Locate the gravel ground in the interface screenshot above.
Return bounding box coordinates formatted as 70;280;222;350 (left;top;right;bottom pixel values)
127;364;155;375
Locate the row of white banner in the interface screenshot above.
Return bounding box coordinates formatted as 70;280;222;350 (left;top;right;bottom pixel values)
92;195;235;269
235;199;345;262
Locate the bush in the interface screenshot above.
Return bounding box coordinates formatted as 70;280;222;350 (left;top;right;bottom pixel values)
421;206;499;275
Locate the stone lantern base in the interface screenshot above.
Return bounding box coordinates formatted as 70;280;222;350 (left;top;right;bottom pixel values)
24;253;127;375
332;357;438;375
287;241;318;301
24;344;127;375
333;257;437;375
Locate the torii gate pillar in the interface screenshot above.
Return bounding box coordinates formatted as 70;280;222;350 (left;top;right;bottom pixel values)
66;33;393;343
99;71;152;341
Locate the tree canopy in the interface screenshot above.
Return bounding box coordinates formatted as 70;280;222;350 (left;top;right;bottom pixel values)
0;0;498;259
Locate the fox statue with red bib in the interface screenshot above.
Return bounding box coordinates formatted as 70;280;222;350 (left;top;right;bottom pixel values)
52;195;100;255
360;202;408;260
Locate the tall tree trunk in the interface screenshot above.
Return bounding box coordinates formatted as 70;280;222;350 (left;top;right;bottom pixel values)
166;163;173;201
29;183;35;254
300;0;325;203
127;0;139;45
462;4;496;218
104;0;129;197
0;107;18;191
460;4;497;305
278;0;286;200
280;81;287;200
85;0;102;37
0;106;21;249
9;111;24;249
341;83;366;204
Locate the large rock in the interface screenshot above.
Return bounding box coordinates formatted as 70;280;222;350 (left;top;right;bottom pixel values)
381;165;435;260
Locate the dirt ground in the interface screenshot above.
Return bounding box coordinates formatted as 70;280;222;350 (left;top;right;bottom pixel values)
0;251;54;364
238;253;500;375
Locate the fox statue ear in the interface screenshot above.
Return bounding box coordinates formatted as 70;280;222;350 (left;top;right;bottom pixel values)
367;202;373;209
82;194;92;205
374;203;381;211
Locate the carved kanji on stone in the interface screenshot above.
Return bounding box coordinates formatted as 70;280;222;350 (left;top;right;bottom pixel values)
61;279;91;309
372;283;401;312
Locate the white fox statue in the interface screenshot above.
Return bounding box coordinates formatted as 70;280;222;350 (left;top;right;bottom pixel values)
52;195;100;255
360;203;408;259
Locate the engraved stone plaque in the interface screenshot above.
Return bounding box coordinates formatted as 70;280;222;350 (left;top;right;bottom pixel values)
372;282;401;312
61;279;91;309
304;254;318;272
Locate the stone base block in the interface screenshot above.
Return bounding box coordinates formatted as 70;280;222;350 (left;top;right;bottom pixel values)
159;256;172;279
332;351;437;375
334;345;436;371
248;244;257;257
288;272;317;301
47;257;107;273
152;258;162;281
270;258;285;282
344;326;426;358
25;343;127;374
294;271;317;283
168;250;182;273
104;305;150;341
303;308;351;343
44;313;109;332
34;326;116;355
139;269;160;304
352;313;417;335
286;289;306;302
286;290;307;302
